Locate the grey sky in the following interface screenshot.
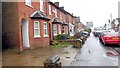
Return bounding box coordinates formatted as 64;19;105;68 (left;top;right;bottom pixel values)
51;0;120;27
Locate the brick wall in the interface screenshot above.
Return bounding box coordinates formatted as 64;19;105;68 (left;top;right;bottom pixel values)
18;2;50;49
2;2;20;50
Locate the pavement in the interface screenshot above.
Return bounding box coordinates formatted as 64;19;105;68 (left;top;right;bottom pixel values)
2;45;79;66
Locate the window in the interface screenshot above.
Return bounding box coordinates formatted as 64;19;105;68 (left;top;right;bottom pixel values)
58;25;61;34
44;22;48;37
34;21;40;38
53;24;57;35
40;0;44;12
49;5;52;15
25;0;32;6
60;12;62;19
55;9;58;17
62;26;65;34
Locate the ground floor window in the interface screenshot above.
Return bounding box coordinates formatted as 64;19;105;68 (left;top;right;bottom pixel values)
58;25;61;34
44;22;48;37
53;24;57;35
34;21;40;38
62;26;65;34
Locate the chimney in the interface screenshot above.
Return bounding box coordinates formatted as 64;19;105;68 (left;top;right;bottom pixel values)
72;13;73;16
54;2;59;7
60;6;64;9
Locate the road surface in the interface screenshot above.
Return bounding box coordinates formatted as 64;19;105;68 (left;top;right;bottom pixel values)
70;34;119;66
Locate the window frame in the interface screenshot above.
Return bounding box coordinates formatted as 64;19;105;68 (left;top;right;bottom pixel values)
58;25;61;34
40;0;44;12
34;21;41;38
53;24;57;35
60;12;62;19
44;22;49;37
25;0;32;7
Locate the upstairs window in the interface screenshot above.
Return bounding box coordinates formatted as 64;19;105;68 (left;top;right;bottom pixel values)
49;5;52;15
60;12;62;19
55;9;58;17
40;0;44;12
25;0;32;6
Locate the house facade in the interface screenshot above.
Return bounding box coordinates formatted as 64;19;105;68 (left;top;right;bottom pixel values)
3;1;50;51
2;0;79;51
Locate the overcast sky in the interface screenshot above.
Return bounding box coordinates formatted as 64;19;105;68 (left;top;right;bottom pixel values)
51;0;120;27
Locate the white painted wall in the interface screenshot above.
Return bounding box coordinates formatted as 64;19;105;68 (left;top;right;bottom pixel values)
22;19;30;48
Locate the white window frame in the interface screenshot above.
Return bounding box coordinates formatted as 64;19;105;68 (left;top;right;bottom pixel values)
25;0;32;7
40;0;44;12
53;24;57;35
34;21;41;38
44;22;49;37
49;5;52;15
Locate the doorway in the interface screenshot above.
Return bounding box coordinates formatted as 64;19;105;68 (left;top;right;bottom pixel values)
21;18;30;48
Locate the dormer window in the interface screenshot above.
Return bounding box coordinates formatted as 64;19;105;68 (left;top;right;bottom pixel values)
25;0;32;7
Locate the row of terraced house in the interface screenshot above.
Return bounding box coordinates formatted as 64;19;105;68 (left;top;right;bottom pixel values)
2;0;80;51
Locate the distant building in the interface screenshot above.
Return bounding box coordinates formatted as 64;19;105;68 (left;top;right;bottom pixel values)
86;21;93;28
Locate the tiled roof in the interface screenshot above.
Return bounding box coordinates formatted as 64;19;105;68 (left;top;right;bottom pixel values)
30;11;50;20
62;21;68;26
52;18;62;24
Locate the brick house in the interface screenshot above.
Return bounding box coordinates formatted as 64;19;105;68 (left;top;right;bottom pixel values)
45;1;69;40
2;0;79;51
65;13;75;36
2;0;51;51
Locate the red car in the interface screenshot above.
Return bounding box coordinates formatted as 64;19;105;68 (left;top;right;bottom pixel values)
100;32;120;45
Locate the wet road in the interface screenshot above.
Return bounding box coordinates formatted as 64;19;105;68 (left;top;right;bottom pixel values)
70;34;118;66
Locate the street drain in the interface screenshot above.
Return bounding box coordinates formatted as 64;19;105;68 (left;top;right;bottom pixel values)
66;56;70;59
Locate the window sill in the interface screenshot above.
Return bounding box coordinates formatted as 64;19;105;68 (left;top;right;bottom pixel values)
26;4;33;8
54;34;57;36
49;13;52;16
34;36;41;38
44;35;49;37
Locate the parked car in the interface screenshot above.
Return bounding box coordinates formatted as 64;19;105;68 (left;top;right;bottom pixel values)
99;30;115;41
82;31;90;38
93;30;103;37
100;32;120;45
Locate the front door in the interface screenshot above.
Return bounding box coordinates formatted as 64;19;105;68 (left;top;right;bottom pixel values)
21;19;30;48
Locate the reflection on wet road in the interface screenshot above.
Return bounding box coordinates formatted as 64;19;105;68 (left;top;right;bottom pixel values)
70;35;118;66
